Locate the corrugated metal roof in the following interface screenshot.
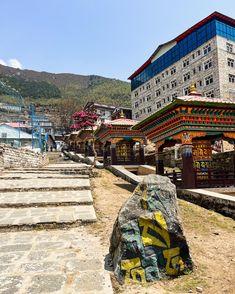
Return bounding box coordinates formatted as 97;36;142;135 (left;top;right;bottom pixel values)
6;122;31;128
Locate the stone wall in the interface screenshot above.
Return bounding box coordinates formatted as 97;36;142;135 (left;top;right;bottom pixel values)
145;147;182;169
131;36;221;121
211;151;235;172
217;35;235;100
0;144;49;169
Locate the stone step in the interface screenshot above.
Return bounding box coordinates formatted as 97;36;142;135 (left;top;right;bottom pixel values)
9;163;90;169
0;190;93;208
7;167;90;171
6;163;91;172
0;173;89;180
47;152;63;162
1;170;88;175
5;168;92;175
0;205;97;230
0;178;90;192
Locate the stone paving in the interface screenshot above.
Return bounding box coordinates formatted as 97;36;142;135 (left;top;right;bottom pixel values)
0;228;113;294
0;161;113;293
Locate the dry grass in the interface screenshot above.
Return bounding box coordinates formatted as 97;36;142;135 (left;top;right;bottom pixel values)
90;169;235;294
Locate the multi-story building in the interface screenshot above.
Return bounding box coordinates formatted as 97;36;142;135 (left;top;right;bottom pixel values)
83;102;132;124
111;107;132;120
128;11;235;120
83;102;116;124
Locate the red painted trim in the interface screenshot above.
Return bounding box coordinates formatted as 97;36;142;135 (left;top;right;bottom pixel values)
128;58;151;80
97;128;145;142
175;11;235;42
128;11;235;80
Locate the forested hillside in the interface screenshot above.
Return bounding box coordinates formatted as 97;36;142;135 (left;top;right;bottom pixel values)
0;65;131;108
0;75;61;99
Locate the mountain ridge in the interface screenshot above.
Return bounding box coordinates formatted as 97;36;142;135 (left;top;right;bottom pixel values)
0;64;131;107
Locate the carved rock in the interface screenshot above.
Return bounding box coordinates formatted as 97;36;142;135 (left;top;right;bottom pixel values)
109;174;193;284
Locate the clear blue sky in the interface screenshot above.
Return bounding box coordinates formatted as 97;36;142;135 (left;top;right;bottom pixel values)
0;0;234;81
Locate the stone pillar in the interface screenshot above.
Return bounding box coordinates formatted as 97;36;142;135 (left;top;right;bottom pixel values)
139;144;145;165
155;150;164;175
111;143;117;165
181;144;196;189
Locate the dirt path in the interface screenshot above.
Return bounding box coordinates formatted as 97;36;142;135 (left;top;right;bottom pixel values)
90;169;235;294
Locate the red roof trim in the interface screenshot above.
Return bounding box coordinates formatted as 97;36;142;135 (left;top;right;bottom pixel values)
175;11;235;42
128;58;151;80
128;11;235;80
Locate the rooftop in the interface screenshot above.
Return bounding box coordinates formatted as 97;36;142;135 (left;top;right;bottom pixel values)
84;101;116;110
0;122;31;128
133;94;235;130
128;11;235;80
177;95;235;104
105;118;138;126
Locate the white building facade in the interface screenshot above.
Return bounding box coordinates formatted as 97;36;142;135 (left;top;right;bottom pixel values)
129;12;235;120
0;124;34;147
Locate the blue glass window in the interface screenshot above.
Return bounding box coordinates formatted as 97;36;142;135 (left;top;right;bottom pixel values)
131;19;235;90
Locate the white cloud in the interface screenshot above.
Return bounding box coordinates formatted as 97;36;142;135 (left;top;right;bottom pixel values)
8;59;23;69
0;59;7;66
0;58;23;69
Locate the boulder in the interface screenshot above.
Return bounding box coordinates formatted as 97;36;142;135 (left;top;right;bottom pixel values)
109;174;193;284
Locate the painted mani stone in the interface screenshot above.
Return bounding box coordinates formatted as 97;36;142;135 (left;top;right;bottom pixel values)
109;174;193;284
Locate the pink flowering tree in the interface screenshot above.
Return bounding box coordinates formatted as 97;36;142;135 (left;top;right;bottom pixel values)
71;110;98;166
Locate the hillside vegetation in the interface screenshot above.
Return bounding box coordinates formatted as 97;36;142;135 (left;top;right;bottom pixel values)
0;75;61;99
0;65;131;108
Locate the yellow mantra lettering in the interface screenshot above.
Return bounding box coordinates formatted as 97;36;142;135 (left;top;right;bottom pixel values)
163;247;185;275
121;258;146;283
139;211;170;248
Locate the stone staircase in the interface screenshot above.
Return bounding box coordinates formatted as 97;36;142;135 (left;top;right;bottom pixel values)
0;162;97;231
0;159;113;294
47;151;64;163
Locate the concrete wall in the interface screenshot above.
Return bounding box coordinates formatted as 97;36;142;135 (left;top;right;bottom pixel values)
177;189;235;220
138;165;155;175
217;35;235;100
0;144;49;169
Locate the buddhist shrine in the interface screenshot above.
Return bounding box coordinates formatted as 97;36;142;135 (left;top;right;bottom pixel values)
133;87;235;188
95;115;146;165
